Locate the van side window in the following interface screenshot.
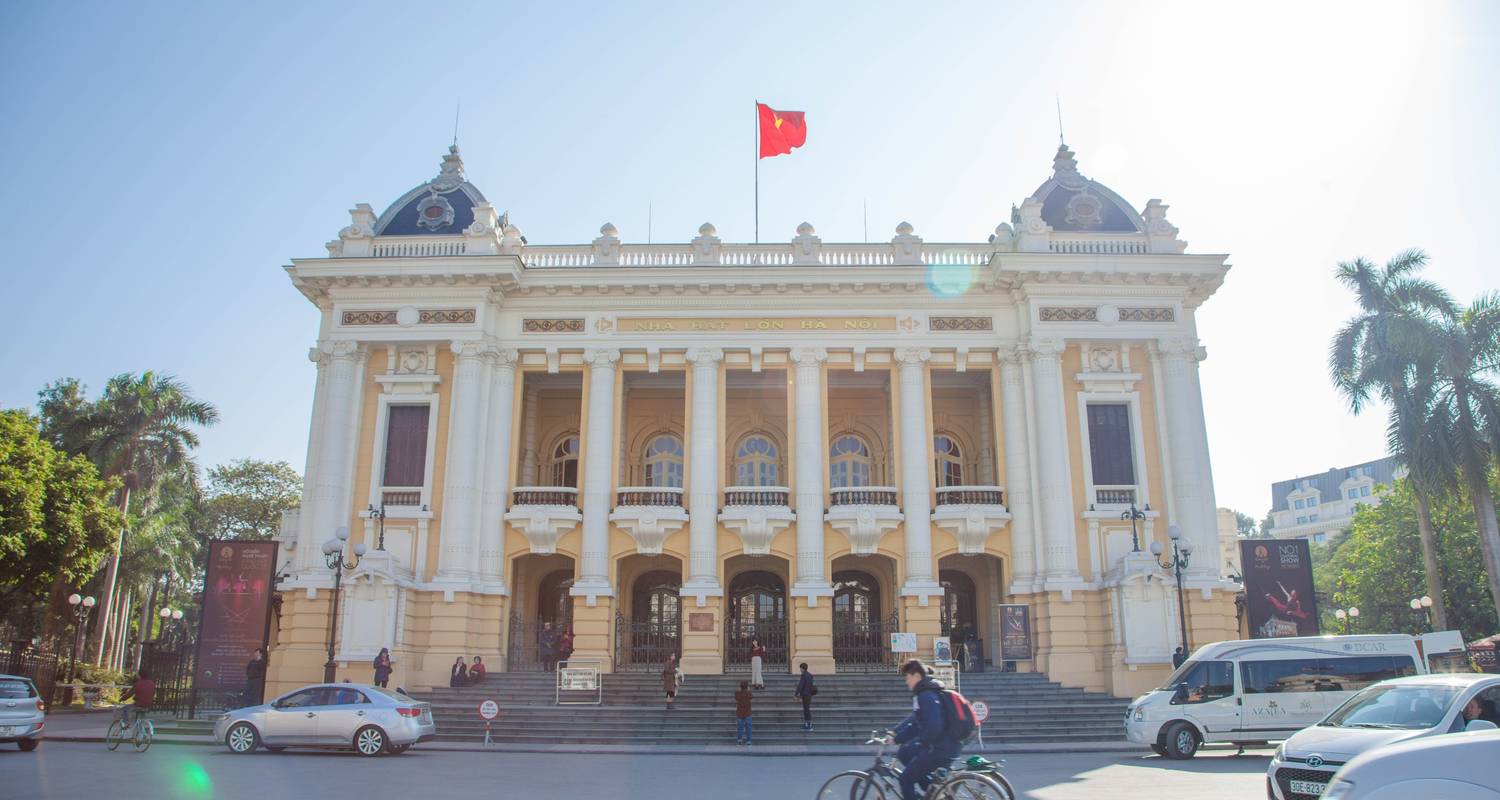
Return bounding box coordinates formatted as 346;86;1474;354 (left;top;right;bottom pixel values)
1241;656;1417;694
1170;660;1234;704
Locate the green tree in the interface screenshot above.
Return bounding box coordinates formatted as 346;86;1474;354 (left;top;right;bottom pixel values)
1232;511;1257;537
202;459;301;541
1329;249;1455;629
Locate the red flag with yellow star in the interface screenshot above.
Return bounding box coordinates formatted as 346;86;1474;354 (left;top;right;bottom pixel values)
758;103;807;158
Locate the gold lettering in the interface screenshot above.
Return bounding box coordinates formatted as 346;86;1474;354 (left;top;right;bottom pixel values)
802;320;827;330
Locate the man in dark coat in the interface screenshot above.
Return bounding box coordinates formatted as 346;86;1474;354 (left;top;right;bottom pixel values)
794;662;816;731
245;649;267;704
1172;646;1187;668
540;622;558;671
888;660;962;800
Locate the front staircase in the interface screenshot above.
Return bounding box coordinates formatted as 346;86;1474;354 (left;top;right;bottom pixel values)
418;670;1127;747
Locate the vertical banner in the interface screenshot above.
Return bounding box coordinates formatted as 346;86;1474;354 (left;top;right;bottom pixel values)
197;541;279;691
998;604;1033;661
1240;539;1320;638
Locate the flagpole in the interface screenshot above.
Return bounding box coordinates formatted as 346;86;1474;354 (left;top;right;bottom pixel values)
754;100;760;244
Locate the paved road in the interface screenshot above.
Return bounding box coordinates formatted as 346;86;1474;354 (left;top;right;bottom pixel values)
0;742;1274;799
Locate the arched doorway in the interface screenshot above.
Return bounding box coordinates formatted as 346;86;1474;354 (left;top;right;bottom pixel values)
832;569;896;671
937;554;1004;671
726;570;788;673
508;555;576;672
616;565;681;672
939;569;977;640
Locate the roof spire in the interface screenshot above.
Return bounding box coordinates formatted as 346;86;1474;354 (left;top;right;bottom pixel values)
432;144;465;192
452;101;461;149
1056;94;1065;147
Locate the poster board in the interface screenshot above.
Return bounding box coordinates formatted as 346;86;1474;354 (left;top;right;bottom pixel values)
196;540;279;692
933;636;953;664
1240;539;1320;638
890;632;918;653
998;604;1033;661
555;660;602;705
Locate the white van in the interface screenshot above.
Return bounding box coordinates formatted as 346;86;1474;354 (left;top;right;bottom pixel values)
1124;634;1425;759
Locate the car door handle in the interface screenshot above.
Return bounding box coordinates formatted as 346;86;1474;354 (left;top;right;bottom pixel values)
305;712;316;717
356;710;365;716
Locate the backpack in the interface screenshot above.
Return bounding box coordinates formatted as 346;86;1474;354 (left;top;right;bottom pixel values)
936;688;977;743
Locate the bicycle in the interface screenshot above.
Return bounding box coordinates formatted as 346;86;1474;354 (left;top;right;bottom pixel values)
105;707;155;753
815;730;1016;800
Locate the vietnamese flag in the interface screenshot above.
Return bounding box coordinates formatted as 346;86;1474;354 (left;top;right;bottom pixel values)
758;103;807;158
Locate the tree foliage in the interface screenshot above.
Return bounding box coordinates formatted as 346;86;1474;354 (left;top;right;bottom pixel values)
202;459;301;541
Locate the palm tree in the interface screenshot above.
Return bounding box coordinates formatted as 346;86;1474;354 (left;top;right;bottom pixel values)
77;372;217;664
1329;249;1455;629
1426;294;1500;620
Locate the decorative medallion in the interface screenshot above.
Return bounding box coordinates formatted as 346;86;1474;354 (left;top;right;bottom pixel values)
1039;306;1098;322
523;318;585;333
1118;307;1175;323
342;310;397;326
418;309;476;324
928;316;993;332
1065;191;1105;228
415;191;455;231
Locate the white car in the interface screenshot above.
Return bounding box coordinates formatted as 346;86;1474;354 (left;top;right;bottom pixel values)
1266;673;1500;800
1322;729;1500;799
213;683;435;756
0;674;46;752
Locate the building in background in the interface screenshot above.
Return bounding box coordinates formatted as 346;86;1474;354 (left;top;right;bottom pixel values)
1215;508;1242;578
1267;456;1402;544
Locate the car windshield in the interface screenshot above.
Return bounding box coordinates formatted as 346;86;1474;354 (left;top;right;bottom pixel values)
0;679;37;699
1322;684;1463;729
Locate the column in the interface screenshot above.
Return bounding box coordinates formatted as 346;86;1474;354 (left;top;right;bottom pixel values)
519;386;539;485
437;340;489;581
999;348;1039;589
573;348;619;600
477;349;518;591
298;340;365;574
683;348;724;599
789;347;831;596
1028;338;1079;583
977;386;996;487
1159;339;1218;577
896;348;940;596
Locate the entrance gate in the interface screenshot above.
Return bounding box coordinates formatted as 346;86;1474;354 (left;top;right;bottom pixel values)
614;613;680;672
725;571;788;673
833;611;900;672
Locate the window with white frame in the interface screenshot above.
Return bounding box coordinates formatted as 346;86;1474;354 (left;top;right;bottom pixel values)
1347;488;1359;500
830;434;873;488
1294;498;1305;509
1086;404;1135;486
1361;485;1371;497
550;434;580;488
933;434;963;488
643;434;685;488
1296;515;1308;524
734;434;780;487
381;405;430;487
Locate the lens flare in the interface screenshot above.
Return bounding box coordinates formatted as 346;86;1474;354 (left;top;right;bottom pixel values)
926;262;973;297
157;754;214;799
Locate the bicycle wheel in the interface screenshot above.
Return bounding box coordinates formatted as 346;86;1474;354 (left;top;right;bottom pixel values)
816;769;888;800
936;772;1014;800
105;720;124;751
133;720;154;752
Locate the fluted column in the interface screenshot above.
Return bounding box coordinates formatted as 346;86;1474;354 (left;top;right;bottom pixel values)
437;339;490;581
683;347;724;601
1158;339;1218;577
978;387;996;487
573;348;619;602
519;386;539;485
789;347;832;598
477;349;518;592
999;347;1039;590
298;340;366;574
896;348;941;598
1028;337;1079;583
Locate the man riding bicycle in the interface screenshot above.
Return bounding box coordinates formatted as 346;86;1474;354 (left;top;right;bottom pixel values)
117;668;155;728
885;659;963;800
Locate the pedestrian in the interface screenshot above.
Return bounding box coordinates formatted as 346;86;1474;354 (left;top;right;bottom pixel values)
735;679;754;745
469;655;486;684
662;654;680;709
540;622;558;672
372;647;394;688
245;648;267;704
887;659;965;800
1172;646;1187;668
450;656;468;688
559;626;575;665
749;638;765;690
795;661;817;730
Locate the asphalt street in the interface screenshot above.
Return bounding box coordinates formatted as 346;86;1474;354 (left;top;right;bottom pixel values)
0;742;1274;800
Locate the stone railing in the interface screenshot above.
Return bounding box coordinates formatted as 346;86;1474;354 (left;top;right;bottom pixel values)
371;238;468;257
615;487;685;507
935;486;1005;506
1048;235;1148;254
380;488;423;507
511;486;579;507
1094;486;1137;506
722;486;791;507
830;487;899;507
521;242;995;269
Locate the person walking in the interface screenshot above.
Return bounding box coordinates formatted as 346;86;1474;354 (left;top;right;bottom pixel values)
469;655;486;684
540;622;558;672
662;654;681;709
887;660;964;800
749;638;766;690
734;680;754;745
795;661;817;731
372;647;393;688
449;656;468;688
245;648;267;704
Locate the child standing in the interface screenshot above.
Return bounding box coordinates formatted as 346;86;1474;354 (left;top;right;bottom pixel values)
734;680;754;745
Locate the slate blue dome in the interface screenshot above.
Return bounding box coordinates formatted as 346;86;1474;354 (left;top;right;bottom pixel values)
373;146;488;236
1028;145;1143;233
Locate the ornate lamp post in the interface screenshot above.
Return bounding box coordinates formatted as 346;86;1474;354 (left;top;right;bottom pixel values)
65;594;96;703
365;503;388;551
1151;524;1194;656
1335;606;1360;635
1120;502;1150;552
322;526;365;682
1409;596;1434;632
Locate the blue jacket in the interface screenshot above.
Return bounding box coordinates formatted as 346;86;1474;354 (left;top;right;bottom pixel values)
796;670;815;698
894;677;951;750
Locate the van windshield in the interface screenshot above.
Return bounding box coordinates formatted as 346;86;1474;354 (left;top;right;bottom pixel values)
1321;684;1462;730
1157;660;1197;691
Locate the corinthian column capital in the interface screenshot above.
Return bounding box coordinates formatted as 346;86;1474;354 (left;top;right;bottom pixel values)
789;347;828;367
583;347;620;369
685;347;724;367
1026;337;1066;360
894;347;931;366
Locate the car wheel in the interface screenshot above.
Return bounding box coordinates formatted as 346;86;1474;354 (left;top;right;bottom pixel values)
1149;743;1166;757
353;725;387;757
1163;722;1199;759
18;739;39;752
386;743;410;755
226;722;260;754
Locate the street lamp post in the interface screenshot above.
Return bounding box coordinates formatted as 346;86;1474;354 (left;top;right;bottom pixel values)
1151;525;1194;656
1409;596;1434;632
1120;502;1150;552
322;526;365;683
65;594;96;704
366;503;388;551
1334;606;1360;634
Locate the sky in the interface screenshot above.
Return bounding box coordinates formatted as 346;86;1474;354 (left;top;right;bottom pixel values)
1;1;1495;519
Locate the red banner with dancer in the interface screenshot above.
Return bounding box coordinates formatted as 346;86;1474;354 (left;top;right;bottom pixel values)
1240;539;1320;638
196;540;279;691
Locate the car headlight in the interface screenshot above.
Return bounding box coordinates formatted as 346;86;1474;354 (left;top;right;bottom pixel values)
1133;707;1144;721
1323;779;1355;800
1274;742;1285;761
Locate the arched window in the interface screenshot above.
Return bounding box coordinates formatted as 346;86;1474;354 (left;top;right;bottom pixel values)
939;569;977;638
550;434;579;488
830;434;873;488
934;434;963;487
538;569;575;625
643;434;684;488
734;434;781;486
632;570;682;626
832;570;880;627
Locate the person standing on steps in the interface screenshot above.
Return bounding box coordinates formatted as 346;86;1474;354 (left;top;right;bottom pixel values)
450;656;468;687
559;626;575;665
540;622;558;672
245;648;267;703
372;647;393;688
662;654;681;709
795;662;817;731
735;680;755;745
749;638;766;690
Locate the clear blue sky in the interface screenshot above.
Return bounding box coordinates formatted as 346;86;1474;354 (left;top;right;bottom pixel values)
2;1;1495;517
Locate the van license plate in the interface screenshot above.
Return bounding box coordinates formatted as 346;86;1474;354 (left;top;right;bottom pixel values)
1289;779;1327;795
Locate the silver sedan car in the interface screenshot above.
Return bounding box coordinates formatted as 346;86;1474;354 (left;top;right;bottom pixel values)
213;683;434;756
0;674;45;751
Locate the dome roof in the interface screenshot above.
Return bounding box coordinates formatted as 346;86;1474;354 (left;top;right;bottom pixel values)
1026;145;1143;233
373;146;488;236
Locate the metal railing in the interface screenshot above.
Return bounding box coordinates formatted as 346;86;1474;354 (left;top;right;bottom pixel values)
830;487;899;507
935;486;1005;506
723;486;791;506
614;487;684;507
511;486;580;507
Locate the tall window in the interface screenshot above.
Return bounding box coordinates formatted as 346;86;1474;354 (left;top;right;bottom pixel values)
643;434;685;488
382;405;430;487
830;434;873;488
934;434;963;487
550;434;580;487
1086;404;1135;486
734;434;780;486
832;570;880;627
